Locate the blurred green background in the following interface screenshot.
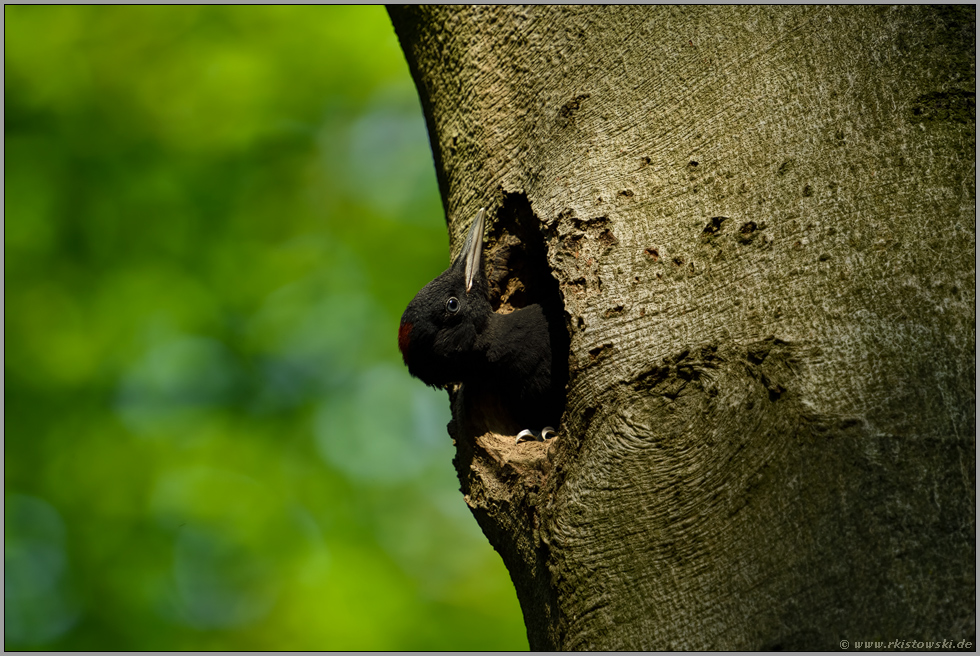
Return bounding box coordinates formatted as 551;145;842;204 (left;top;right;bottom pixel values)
4;6;527;650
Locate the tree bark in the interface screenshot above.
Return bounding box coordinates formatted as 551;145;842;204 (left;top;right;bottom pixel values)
388;5;975;650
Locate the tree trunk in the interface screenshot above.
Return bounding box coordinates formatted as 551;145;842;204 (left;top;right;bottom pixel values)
388;5;975;650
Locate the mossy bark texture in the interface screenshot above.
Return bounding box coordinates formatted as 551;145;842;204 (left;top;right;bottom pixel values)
389;5;975;650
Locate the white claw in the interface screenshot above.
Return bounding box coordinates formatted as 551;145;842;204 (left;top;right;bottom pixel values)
516;427;557;444
516;429;536;444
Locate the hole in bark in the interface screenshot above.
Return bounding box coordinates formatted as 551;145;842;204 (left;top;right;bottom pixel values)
458;192;570;437
597;228;619;249
736;222;759;244
701;215;729;236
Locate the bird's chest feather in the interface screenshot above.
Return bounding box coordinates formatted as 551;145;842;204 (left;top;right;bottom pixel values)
479;305;551;386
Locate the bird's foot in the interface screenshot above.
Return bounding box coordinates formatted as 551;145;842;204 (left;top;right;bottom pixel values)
515;426;556;444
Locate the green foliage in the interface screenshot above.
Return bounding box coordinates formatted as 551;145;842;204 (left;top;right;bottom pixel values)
4;6;527;650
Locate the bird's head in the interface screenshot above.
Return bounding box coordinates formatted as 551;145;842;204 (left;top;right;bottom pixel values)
398;208;491;387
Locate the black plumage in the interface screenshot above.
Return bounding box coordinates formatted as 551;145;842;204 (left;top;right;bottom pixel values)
398;208;564;438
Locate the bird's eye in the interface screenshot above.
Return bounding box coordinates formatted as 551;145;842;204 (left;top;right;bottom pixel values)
446;297;460;313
